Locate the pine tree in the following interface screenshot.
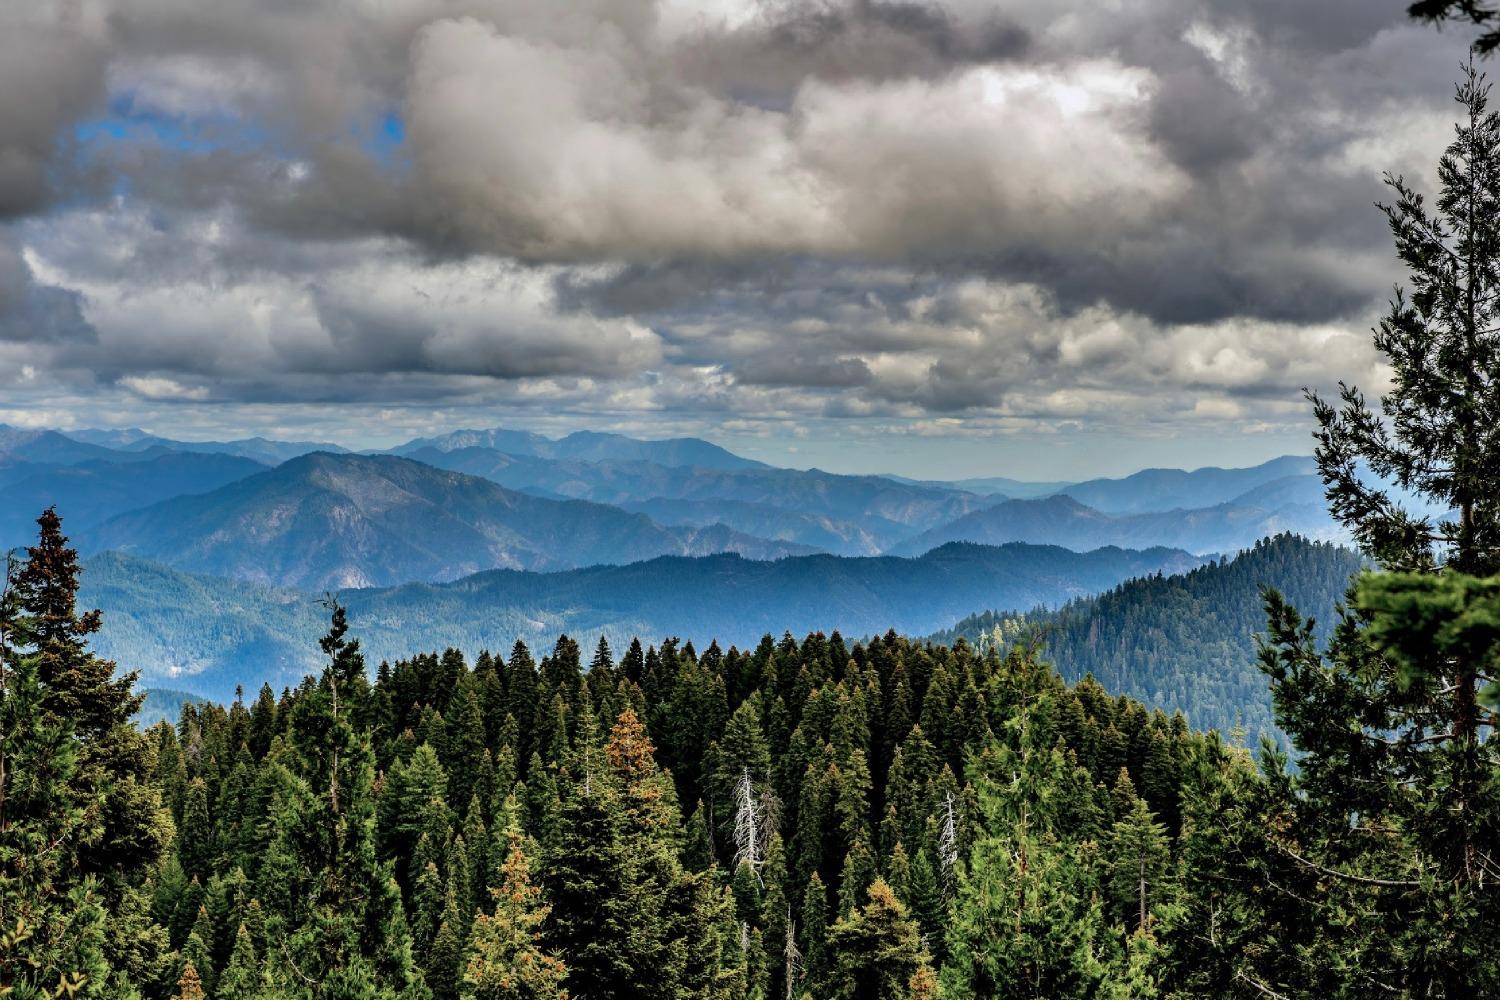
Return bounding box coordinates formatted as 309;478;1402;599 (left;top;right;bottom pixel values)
940;724;1108;998
799;873;830;996
12;511;171;883
540;772;635;998
444;676;489;816
176;963;207;1000
462;817;567;1000
1252;65;1500;997
461;796;492;916
218;923;267;1000
178;779;213;882
380;744;450;889
412;858;447;960
275;600;420;997
1105;796;1171;934
427;880;468;1000
825;879;932;1000
0;517;169;998
180;909;215;996
940;829;1106;999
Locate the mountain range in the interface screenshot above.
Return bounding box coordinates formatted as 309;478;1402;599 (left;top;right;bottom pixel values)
0;422;1348;587
0;451;267;541
393;427;767;471
84;540;1206;700
1054;455;1319;513
79;452;813;588
404;445;986;554
66;427;350;464
0;420;1373;736
889;486;1339;557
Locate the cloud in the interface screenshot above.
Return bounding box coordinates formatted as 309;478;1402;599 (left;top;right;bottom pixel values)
0;0;1476;472
119;375;210;400
396;20;1180;265
0;11;108;217
0;234;96;345
21;205;662;400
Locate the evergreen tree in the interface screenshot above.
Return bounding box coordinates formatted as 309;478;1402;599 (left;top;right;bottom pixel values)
219;923;268;1000
176;963;207;1000
0;516;169;998
1252;66;1500;997
427;880;468;1000
275;600;421;997
799;873;831;997
1105;796;1171;933
20;509;174;880
940;720;1108;998
540;772;636;998
462;817;567;1000
825;879;932;1000
180;909;215;996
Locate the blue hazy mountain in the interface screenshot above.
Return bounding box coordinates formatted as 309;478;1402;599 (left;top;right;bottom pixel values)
82;541;1205;699
1055;455;1318;513
881;473;1074;498
404;445;985;554
80;451;813;588
889;489;1341;557
64;428;350;464
0;451;267;546
391;427;767;471
0;425;142;466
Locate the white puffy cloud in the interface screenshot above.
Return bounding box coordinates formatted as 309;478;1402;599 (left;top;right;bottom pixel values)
19;204;662;396
403;18;1179;260
0;0;1474;473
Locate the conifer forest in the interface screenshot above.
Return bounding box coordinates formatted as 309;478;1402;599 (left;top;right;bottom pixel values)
6;3;1500;999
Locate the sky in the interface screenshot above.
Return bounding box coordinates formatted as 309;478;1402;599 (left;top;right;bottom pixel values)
0;0;1479;479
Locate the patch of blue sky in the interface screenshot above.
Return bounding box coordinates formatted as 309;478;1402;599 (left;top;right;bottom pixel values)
74;93;272;156
57;93;408;208
360;109;410;172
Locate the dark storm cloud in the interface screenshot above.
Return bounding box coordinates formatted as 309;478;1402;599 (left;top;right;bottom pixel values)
734;354;874;389
0;14;107;218
675;0;1029;105
0;0;1474;428
0;236;95;345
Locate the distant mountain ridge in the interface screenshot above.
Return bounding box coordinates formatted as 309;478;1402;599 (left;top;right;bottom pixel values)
64;428;349;464
0;451;267;546
80;451;812;588
406;445;987;554
82;541;1206;699
392;427;767;471
1055;455;1319;513
882;473;1073;499
0;425;143;466
3;421;1340;566
891;486;1343;557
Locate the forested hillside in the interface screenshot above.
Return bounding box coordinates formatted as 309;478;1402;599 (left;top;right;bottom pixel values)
0;507;1255;998
13;486;1484;999
83;541;1204;700
929;535;1365;739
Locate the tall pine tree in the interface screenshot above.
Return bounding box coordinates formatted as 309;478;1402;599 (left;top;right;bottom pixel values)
1253;64;1500;997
